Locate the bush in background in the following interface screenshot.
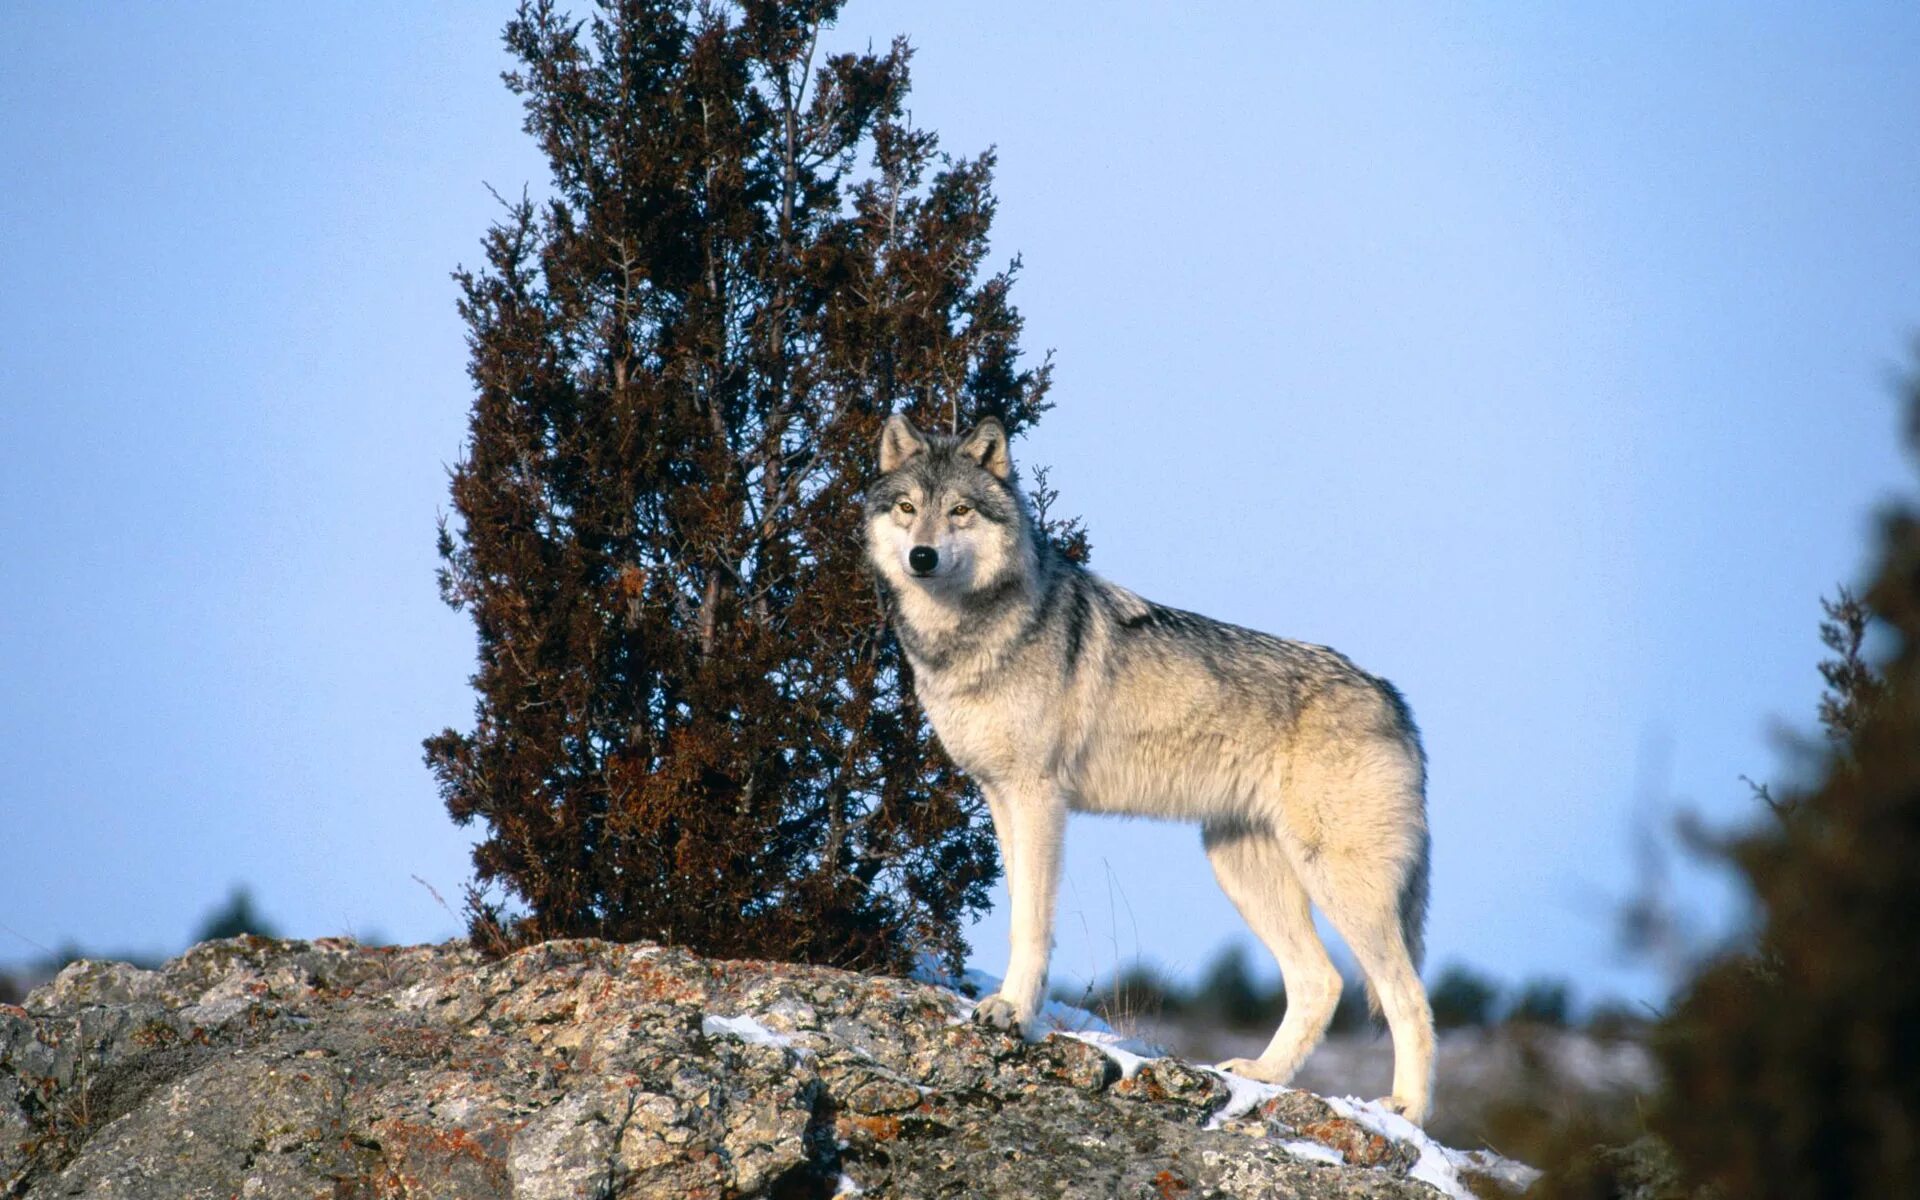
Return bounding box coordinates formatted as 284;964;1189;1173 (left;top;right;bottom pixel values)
1508;978;1574;1029
1652;357;1920;1198
192;886;280;943
1429;963;1502;1030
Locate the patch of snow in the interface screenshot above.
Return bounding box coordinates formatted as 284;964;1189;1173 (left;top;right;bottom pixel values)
907;951;958;989
1033;996;1165;1071
1445;1146;1545;1193
956;967;999;1001
1323;1095;1538;1200
912;970;1540;1191
1032;995;1113;1036
907;953;993;1002
1278;1138;1346;1166
702;1013;812;1059
1199;1069;1290;1128
832;1170;865;1196
920;965;999;1023
1055;1026;1160;1079
947;985;1168;1077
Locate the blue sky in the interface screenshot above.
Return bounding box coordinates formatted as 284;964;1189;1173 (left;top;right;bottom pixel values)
3;3;1916;1010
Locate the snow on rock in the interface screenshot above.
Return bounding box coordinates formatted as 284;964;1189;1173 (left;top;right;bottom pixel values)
1325;1094;1542;1199
1203;1069;1292;1127
832;1170;866;1196
1446;1147;1547;1195
1280;1138;1349;1166
910;960;1539;1195
701;1011;809;1057
924;965;1167;1078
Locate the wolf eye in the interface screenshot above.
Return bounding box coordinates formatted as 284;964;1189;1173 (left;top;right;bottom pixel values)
951;503;972;517
896;499;915;515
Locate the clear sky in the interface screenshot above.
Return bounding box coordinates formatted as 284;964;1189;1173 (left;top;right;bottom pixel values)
3;3;1917;1010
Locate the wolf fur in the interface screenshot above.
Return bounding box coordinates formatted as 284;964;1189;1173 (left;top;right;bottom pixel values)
864;414;1437;1123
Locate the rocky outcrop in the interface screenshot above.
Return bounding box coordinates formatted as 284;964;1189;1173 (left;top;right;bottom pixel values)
0;937;1531;1198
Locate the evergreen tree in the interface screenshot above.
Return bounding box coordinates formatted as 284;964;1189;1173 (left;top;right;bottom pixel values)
193;886;279;943
425;0;1076;971
1654;354;1920;1197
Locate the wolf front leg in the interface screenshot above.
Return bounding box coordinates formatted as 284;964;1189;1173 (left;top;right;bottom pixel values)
973;785;1066;1035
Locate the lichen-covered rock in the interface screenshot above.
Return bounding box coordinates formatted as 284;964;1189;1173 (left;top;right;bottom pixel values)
0;938;1523;1198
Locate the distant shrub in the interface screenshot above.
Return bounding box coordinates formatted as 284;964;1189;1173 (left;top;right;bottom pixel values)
1509;978;1574;1028
193;886;279;943
1063;962;1187;1029
1079;948;1391;1036
1428;962;1502;1029
1329;975;1376;1034
1190;943;1282;1030
1582;1000;1652;1040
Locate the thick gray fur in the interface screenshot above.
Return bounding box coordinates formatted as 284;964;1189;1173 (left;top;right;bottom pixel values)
864;414;1437;1124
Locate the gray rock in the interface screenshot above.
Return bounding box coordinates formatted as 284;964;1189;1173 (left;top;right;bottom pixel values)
0;937;1520;1198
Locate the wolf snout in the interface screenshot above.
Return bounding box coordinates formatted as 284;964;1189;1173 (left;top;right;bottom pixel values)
908;546;939;575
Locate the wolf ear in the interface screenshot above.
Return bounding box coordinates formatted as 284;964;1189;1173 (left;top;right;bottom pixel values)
879;414;928;473
958;417;1012;480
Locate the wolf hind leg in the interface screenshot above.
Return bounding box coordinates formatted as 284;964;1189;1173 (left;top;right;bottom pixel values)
1292;831;1435;1125
1202;822;1344;1086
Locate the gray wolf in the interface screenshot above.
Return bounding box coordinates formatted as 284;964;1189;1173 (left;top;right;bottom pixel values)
863;414;1436;1123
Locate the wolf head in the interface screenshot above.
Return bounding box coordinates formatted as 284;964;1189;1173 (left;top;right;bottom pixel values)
864;414;1033;599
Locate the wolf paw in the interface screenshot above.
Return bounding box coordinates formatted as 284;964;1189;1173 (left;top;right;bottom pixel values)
1371;1095;1428;1127
1216;1056;1286;1083
972;994;1025;1034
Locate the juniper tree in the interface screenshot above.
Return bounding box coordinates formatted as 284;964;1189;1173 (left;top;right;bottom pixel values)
425;0;1081;970
1652;353;1920;1198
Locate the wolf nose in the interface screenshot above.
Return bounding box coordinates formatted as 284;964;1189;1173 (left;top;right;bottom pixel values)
908;546;939;575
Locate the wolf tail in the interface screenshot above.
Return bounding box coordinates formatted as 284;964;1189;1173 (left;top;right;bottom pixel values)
1365;827;1431;1019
